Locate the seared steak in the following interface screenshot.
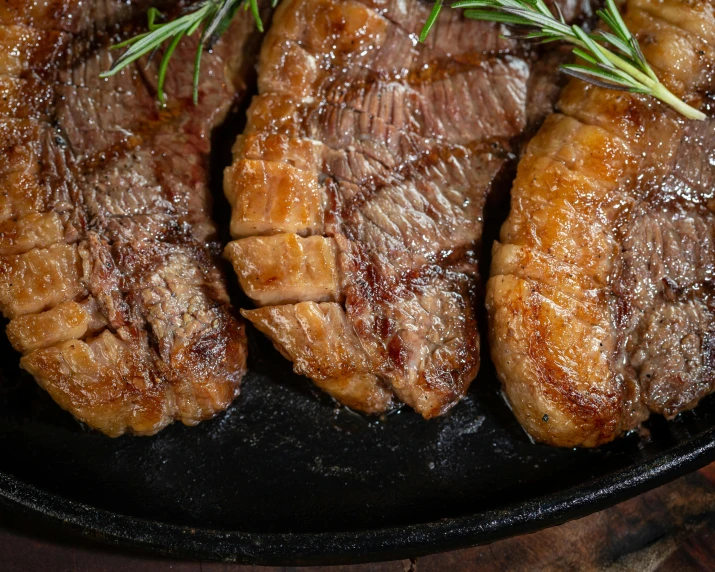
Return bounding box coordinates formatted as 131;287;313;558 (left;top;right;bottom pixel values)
225;0;592;417
487;0;715;446
0;1;260;436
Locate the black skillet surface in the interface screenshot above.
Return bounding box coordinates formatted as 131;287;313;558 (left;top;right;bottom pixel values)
0;110;714;567
1;318;715;566
0;331;714;567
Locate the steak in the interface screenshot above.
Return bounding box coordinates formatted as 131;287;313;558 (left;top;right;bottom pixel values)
224;0;593;417
0;1;261;436
487;0;715;446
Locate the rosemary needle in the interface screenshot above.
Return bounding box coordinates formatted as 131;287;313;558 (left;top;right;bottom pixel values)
104;0;703;120
100;0;269;105
420;0;706;121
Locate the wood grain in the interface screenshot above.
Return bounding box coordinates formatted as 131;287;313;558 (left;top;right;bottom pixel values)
0;464;713;571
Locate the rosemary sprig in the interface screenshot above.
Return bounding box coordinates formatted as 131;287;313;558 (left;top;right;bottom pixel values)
420;0;706;121
100;0;273;105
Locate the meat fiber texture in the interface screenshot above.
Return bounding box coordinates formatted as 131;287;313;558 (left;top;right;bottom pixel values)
487;0;715;446
0;0;259;436
224;0;593;418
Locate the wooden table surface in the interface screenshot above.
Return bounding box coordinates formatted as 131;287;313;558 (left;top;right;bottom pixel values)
0;463;713;571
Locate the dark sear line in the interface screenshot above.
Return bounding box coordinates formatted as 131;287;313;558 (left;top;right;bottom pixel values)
0;0;268;436
225;0;597;418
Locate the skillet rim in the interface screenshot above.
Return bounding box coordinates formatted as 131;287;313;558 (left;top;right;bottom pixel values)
0;426;713;565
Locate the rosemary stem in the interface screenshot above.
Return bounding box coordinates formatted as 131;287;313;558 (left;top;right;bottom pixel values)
593;43;706;121
564;39;706;121
595;44;653;86
428;0;705;120
651;83;707;121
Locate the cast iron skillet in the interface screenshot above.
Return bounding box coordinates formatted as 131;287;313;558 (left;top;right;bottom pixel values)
0;112;714;567
1;327;714;565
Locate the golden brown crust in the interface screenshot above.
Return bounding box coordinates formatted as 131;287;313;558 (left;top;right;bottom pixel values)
0;1;257;436
242;302;396;414
487;0;715;447
225;0;592;417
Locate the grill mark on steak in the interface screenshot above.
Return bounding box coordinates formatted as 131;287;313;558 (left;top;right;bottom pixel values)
246;59;528;179
225;0;594;417
0;0;266;436
487;0;715;447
